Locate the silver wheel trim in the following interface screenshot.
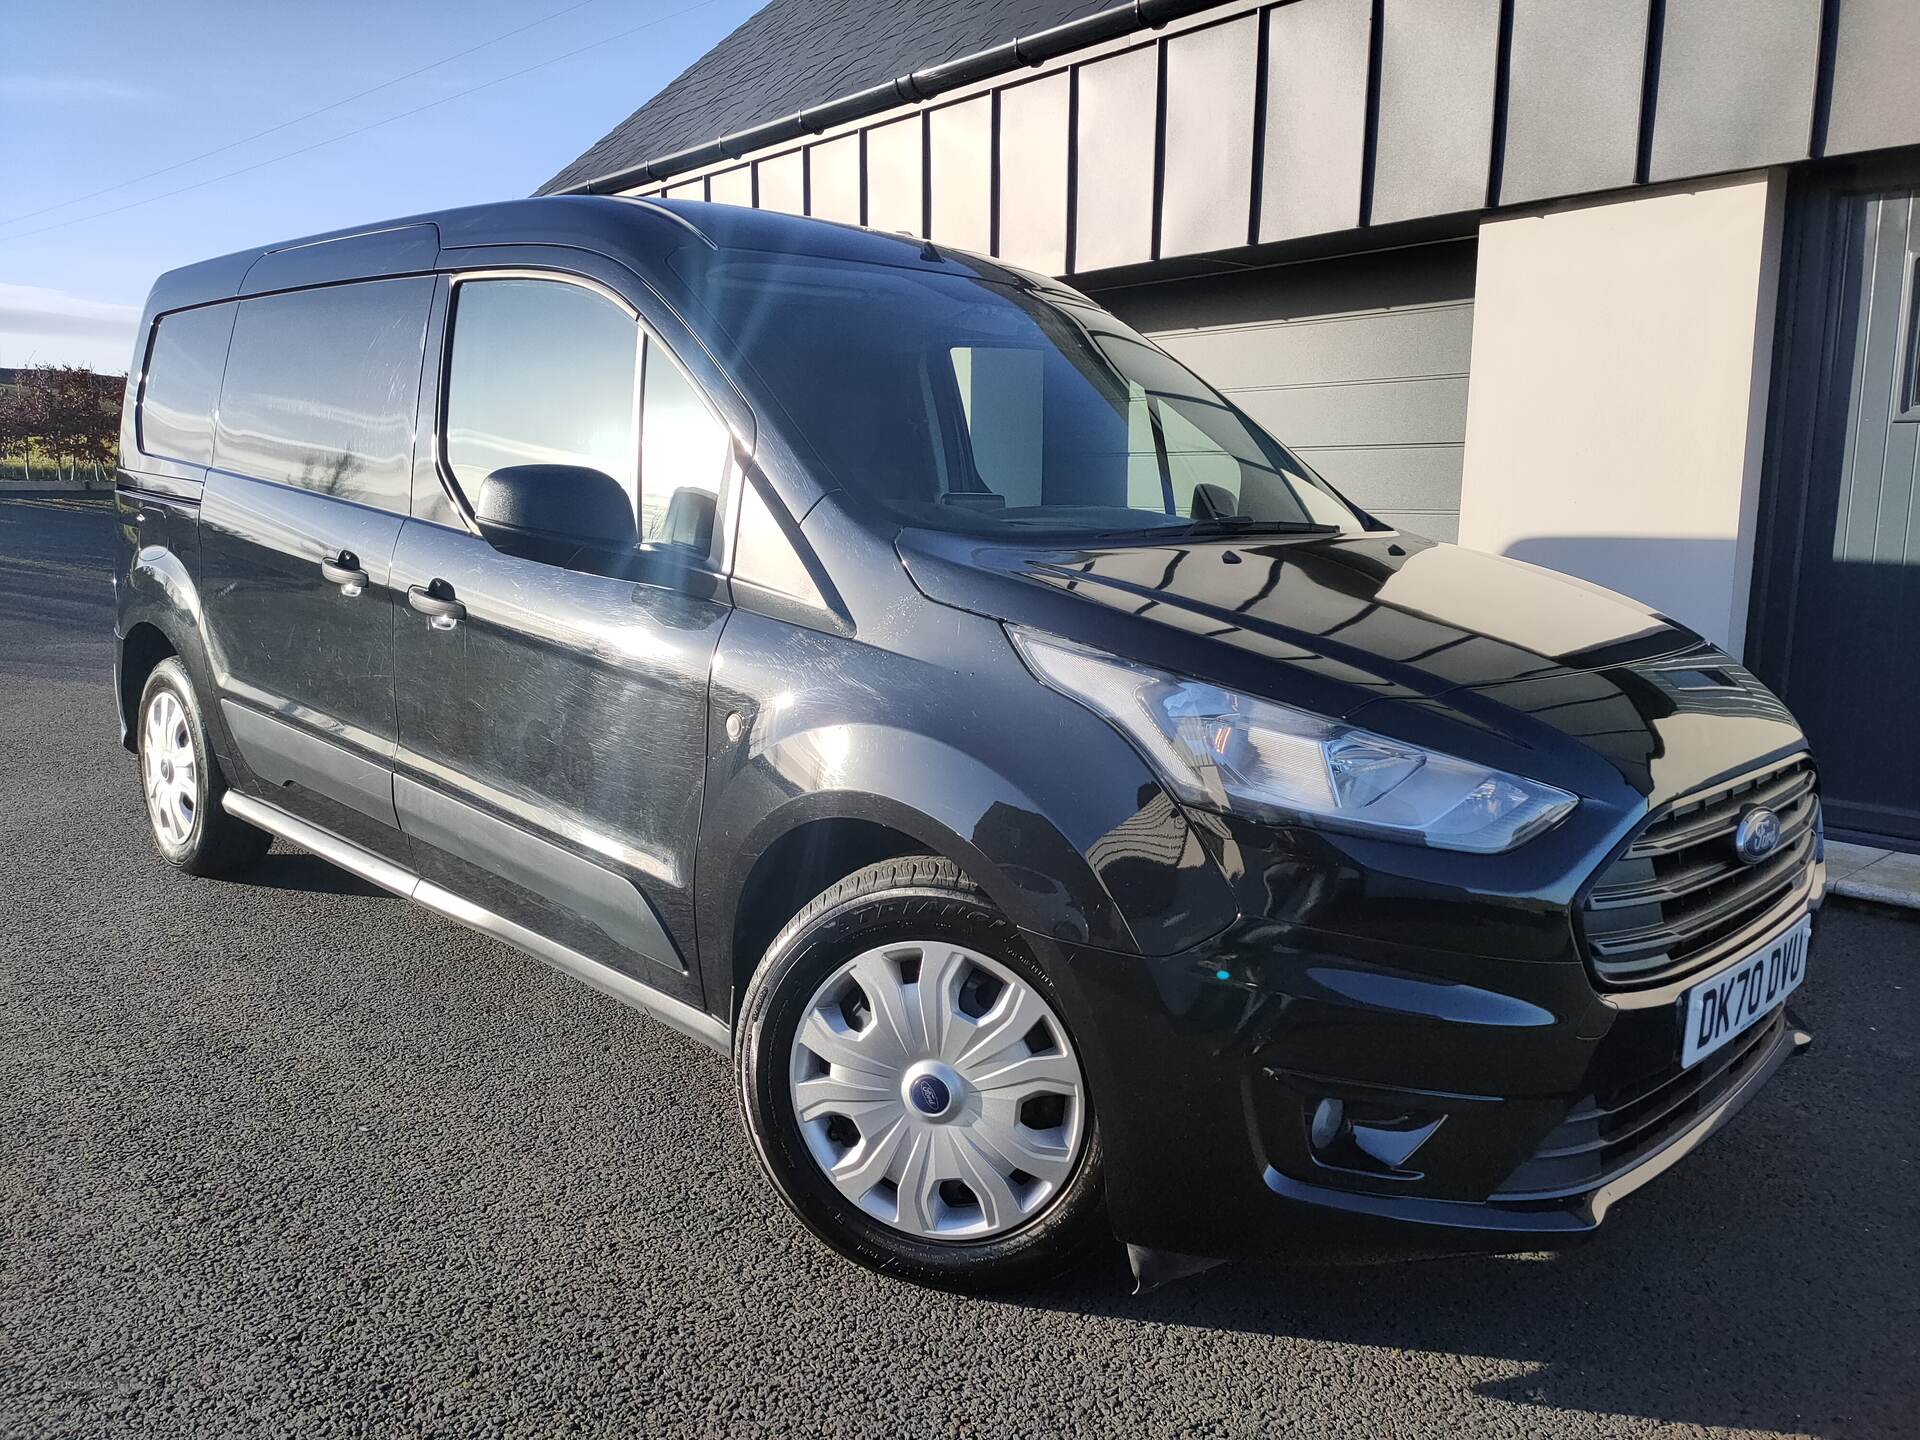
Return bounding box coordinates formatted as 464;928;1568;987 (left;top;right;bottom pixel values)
788;940;1088;1242
141;688;198;851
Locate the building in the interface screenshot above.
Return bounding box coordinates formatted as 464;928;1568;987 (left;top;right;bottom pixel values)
542;0;1920;852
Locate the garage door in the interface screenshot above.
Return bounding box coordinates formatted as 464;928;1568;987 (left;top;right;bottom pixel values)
1086;239;1477;542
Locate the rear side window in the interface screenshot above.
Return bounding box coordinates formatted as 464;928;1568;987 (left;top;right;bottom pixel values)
139;303;236;467
214;277;432;511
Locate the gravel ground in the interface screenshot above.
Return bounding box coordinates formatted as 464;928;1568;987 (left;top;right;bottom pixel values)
1;494;1915;1438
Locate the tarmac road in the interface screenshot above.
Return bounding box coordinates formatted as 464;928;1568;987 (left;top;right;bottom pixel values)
1;491;1915;1438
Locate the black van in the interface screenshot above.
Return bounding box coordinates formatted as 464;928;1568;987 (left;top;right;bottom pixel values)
114;198;1823;1290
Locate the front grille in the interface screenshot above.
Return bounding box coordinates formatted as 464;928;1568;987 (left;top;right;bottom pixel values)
1580;755;1818;990
1495;1010;1786;1200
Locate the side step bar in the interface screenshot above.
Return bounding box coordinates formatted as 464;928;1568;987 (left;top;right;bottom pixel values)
223;791;730;1053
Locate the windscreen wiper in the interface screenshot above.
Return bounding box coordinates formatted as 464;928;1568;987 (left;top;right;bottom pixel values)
1166;517;1342;538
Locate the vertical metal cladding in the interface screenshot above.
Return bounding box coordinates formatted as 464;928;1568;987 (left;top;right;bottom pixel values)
1159;14;1259;259
996;73;1070;276
1260;0;1371;244
929;95;993;253
755;149;806;217
864;114;925;236
1368;0;1502;226
807;133;862;224
1824;0;1920;158
1071;44;1158;272
591;0;1880;281
1497;0;1649;207
1646;0;1822;183
708;165;754;207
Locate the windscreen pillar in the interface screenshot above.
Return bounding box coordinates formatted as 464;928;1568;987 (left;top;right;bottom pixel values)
1457;170;1786;658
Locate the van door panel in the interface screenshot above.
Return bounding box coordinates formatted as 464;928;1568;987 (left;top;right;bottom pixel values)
196;276;432;864
390;518;724;1006
199;473;410;862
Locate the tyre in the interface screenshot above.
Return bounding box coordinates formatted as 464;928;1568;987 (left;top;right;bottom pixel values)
737;856;1105;1291
136;657;270;877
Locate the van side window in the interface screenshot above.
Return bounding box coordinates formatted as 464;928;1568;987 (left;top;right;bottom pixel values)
444;278;639;515
215;277;431;511
139;303;236;467
639;342;729;551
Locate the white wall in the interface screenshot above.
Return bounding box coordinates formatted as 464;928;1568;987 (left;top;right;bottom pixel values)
1457;171;1785;656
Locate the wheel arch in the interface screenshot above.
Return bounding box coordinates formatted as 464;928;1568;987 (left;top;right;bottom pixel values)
117;621;178;751
700;761;1132;1027
116;545;228;763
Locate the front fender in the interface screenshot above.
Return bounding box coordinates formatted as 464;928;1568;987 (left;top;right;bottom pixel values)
697;609;1238;1004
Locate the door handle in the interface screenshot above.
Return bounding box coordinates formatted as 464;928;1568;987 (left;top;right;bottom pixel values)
408;579;466;631
320;551;368;597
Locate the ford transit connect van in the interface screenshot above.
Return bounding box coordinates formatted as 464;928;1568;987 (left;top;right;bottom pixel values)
114;198;1822;1290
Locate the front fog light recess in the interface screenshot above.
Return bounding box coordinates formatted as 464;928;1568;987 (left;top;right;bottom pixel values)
1306;1095;1446;1178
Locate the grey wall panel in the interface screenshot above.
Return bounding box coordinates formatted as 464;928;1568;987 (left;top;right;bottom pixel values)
1285;444;1466;511
1370;0;1501;226
1096;240;1480;328
1092;241;1476;543
808;134;862;223
866;115;925;236
1232;376;1471;447
1072;45;1159;273
929;96;993;253
1372;510;1460;543
1158;304;1473;385
1261;0;1370;244
1648;0;1821;182
708;165;753;206
1825;0;1920;158
1499;0;1649;206
755;149;805;215
998;73;1070;276
1161;16;1259;260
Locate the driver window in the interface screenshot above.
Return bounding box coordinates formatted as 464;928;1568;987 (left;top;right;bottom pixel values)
445;278;639;518
443;277;730;574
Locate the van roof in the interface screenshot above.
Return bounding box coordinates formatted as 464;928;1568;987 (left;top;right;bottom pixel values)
143;195;1055;315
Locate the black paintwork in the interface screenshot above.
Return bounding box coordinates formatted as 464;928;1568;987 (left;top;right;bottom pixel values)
112;196;1822;1262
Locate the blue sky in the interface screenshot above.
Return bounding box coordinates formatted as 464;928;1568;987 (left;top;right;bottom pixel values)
0;0;761;371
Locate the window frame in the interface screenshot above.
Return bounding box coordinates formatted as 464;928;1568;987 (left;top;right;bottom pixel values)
431;267;738;568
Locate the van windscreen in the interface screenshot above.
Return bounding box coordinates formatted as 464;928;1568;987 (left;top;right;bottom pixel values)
687;253;1357;539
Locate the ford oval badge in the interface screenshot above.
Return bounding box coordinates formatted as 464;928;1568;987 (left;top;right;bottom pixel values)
1733;807;1782;865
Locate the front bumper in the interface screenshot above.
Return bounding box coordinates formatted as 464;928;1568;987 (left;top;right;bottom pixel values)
1038;870;1823;1261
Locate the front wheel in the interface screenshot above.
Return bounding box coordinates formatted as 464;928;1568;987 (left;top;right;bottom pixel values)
736;856;1106;1291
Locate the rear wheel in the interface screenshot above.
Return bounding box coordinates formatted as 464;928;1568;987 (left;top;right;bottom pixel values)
137;658;270;877
737;856;1105;1290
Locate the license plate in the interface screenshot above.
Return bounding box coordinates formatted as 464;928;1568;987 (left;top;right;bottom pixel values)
1680;914;1811;1069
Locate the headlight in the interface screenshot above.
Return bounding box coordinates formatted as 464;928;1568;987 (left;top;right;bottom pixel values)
1010;629;1576;854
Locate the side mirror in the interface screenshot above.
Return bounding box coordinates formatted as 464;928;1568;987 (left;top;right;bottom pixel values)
474;465;637;559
